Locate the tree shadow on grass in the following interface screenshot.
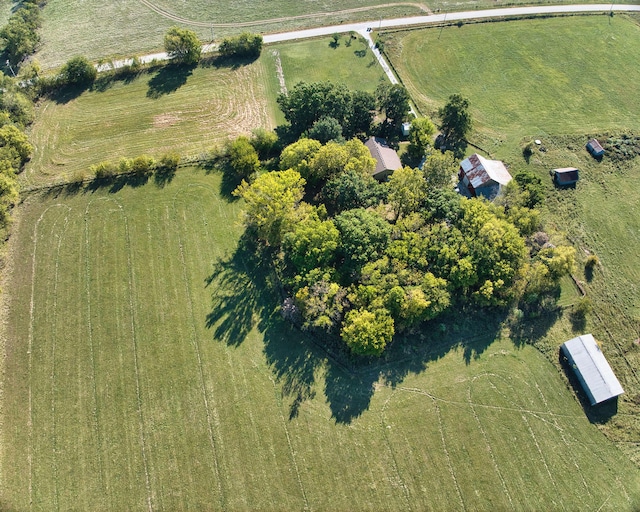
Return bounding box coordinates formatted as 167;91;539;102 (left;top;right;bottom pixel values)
154;167;176;188
147;63;195;99
47;84;91;105
558;350;619;424
205;241;511;424
200;54;260;70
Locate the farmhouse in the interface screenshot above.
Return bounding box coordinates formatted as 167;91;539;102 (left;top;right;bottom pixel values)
458;153;512;199
586;138;605;158
553;167;580;186
365;136;402;181
561;334;624;405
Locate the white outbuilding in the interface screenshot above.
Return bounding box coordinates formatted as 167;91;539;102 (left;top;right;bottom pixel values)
561;334;624;405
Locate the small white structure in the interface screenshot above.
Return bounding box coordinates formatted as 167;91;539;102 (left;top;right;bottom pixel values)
561;334;624;405
458;153;512;199
401;122;411;137
365;137;402;181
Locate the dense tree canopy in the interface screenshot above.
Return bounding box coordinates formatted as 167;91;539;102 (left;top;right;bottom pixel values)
438;94;472;156
229;136;260;180
164;27;202;65
376;83;411;127
233;83;573;356
234;169;305;246
277;82;376;140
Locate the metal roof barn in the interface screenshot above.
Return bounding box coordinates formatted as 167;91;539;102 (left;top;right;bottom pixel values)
561;334;624;405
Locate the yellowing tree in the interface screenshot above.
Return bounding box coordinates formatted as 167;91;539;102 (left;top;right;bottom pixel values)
234;169;305;246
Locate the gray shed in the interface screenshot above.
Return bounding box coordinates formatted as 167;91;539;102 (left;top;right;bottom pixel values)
586;139;605;158
561;334;624;405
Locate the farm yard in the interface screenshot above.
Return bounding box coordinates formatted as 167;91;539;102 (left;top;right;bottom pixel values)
2;171;639;510
1;3;640;510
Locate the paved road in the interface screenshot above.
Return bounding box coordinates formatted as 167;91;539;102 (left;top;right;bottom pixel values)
263;4;640;43
97;4;640;72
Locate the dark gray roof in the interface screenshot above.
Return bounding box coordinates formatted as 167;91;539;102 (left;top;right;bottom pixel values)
561;334;624;405
553;167;579;185
365;137;402;178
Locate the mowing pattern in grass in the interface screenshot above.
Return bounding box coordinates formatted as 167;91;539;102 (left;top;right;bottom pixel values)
385;15;640;147
274;36;389;94
504;137;640;465
23;61;272;187
2;170;639;510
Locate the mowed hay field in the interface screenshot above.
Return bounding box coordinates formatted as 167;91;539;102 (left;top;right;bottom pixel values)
24;61;274;187
384;15;640;150
2;170;640;510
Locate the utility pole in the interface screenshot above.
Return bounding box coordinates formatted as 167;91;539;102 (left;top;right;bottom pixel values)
438;11;447;40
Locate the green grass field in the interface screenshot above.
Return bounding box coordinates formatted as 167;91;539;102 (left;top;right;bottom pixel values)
2;169;639;510
23;60;274;187
384;15;640;150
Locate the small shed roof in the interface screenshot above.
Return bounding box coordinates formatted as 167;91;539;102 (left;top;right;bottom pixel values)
561;334;624;405
586;139;605;156
365;137;402;178
553;167;579;185
460;154;512;189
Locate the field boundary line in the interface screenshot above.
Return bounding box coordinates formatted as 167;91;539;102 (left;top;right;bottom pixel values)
466;381;514;508
434;401;466;511
26;204;68;511
170;195;226;509
119;203;154;512
84;200;106;493
380;391;413;510
532;380;591;496
50;209;70;512
268;375;310;511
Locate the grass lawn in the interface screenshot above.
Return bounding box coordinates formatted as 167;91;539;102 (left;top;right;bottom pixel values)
273;36;388;94
384;15;640;151
23;60;274;188
1;169;639;510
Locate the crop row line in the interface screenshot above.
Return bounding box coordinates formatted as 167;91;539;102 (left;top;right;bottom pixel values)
171;198;226;509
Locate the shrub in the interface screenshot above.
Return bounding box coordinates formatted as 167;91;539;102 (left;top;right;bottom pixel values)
131;154;156;177
60;56;97;87
158;151;180;171
585;254;599;269
218;32;263;59
90;161;117;180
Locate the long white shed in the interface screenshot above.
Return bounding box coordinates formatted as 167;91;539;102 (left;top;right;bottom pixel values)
561;334;624;405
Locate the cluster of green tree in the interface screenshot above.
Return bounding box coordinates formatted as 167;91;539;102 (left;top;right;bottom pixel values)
233;131;574;356
0;0;45;68
89;152;180;180
276;81;411;143
218;33;263;60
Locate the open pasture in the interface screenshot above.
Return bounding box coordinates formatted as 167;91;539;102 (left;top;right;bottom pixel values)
1;170;639;510
384;15;640;150
23;60;273;187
